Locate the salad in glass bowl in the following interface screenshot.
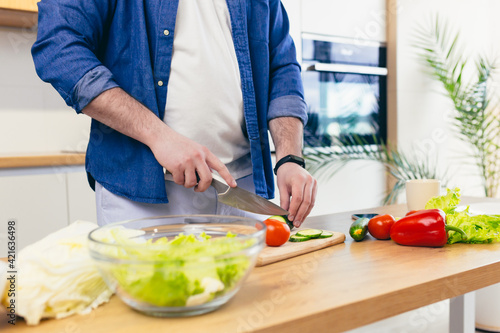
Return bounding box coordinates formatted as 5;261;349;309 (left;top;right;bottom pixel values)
88;215;265;317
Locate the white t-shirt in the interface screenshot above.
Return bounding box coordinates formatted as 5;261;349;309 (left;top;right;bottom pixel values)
164;0;252;178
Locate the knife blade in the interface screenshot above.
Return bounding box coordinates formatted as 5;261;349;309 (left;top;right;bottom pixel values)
210;178;289;216
164;171;288;216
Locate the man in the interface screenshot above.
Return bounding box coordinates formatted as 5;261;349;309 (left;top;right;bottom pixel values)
32;0;317;226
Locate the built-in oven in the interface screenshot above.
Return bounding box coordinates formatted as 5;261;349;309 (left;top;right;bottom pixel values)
301;33;387;147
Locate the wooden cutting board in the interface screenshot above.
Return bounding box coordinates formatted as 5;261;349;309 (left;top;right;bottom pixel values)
256;231;345;267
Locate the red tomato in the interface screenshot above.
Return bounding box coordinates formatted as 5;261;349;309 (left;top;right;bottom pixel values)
262;218;290;247
367;214;396;240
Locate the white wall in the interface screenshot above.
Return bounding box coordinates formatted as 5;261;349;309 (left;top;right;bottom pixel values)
0;26;91;154
397;0;500;198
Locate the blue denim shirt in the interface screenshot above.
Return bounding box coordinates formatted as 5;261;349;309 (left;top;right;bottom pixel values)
32;0;307;203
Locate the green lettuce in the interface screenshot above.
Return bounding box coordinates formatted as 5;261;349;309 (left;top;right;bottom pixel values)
446;210;500;244
424;188;500;244
425;187;461;214
98;230;255;307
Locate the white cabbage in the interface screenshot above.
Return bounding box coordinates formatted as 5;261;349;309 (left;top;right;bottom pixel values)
1;221;112;325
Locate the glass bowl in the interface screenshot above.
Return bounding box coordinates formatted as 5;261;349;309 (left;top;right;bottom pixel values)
88;215;265;317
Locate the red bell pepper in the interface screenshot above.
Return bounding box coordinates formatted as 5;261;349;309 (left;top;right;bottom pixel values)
390;209;467;247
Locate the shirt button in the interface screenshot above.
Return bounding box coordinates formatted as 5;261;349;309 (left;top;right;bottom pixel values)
158;81;164;86
163;29;170;36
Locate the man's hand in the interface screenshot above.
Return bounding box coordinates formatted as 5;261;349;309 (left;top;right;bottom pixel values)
82;87;236;191
150;128;236;192
269;116;317;227
276;163;317;228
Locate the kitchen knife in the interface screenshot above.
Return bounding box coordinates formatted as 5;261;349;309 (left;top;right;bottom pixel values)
164;171;289;216
210;177;289;216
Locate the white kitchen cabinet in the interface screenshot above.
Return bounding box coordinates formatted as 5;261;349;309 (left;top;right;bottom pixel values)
301;0;386;42
269;154;386;217
281;0;302;61
282;0;387;58
311;160;387;216
67;171;97;224
0;173;68;257
0;168;97;257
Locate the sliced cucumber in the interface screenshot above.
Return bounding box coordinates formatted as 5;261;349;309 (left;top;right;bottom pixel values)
268;215;287;223
268;215;294;230
318;231;334;238
296;229;323;239
289;235;311;242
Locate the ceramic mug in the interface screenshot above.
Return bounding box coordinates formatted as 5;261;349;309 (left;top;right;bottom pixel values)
405;179;441;211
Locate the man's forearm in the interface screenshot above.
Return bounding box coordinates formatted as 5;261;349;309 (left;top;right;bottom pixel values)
81;87;170;149
268;117;304;160
269;116;316;227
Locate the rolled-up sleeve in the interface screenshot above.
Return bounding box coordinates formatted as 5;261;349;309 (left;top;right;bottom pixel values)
267;0;308;125
32;0;117;113
267;95;307;124
72;66;119;113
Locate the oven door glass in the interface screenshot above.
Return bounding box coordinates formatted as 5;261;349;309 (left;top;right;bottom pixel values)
303;70;386;147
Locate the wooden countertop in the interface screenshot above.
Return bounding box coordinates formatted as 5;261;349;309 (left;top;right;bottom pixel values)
0;152;85;169
4;196;500;332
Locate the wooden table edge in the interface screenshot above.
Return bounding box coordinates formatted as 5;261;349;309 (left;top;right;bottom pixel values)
0;153;85;168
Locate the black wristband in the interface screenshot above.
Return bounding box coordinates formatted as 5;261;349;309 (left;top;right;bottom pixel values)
273;154;305;175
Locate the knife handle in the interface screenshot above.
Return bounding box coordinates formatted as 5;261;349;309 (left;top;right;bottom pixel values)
165;170;201;183
194;172;229;194
168;171;227;193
